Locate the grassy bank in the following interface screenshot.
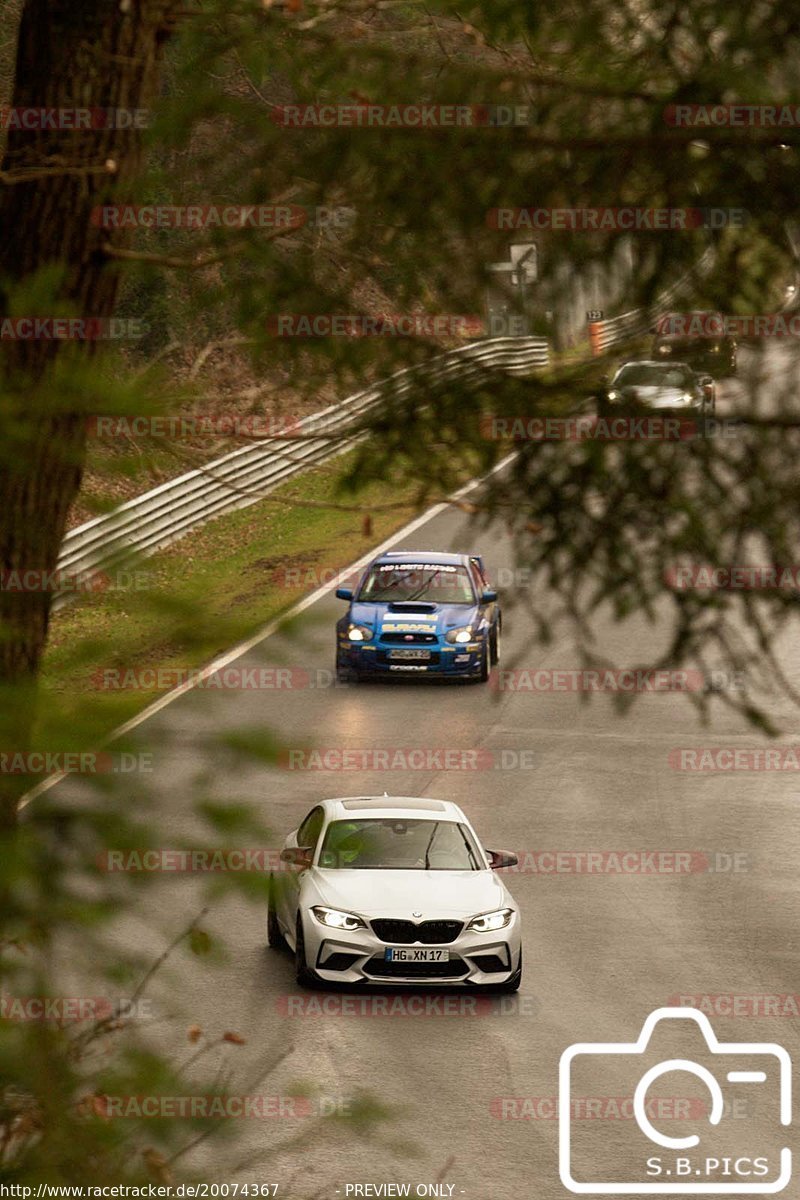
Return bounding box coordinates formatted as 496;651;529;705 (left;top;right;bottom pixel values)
38;452;423;749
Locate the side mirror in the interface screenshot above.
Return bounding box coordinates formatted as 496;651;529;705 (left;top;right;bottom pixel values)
487;849;518;870
481;588;498;604
280;845;313;868
336;587;353;601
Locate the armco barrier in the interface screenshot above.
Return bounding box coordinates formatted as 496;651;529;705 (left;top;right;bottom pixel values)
53;336;549;605
587;247;716;355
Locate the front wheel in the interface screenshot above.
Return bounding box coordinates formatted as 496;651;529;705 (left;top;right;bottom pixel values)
477;641;490;683
490;624;500;666
335;657;359;683
267;876;287;950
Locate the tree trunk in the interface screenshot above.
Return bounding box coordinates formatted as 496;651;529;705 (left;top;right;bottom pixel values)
0;0;173;827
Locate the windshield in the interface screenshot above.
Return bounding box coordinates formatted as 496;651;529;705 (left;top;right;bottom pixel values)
358;562;475;604
318;818;483;870
614;365;693;388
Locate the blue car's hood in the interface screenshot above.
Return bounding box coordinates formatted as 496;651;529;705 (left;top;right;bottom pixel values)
348;600;478;636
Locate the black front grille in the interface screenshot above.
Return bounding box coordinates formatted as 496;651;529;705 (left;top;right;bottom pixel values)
380;633;439;644
364;956;468;979
371;918;463;945
317;951;361;972
469;953;509;974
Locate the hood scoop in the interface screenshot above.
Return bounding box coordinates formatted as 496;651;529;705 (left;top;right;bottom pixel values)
387;602;438;613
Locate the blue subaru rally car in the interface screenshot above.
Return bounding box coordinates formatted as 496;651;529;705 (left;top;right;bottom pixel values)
335;550;501;682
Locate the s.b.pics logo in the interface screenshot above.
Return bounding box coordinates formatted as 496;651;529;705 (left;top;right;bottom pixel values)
559;1007;791;1193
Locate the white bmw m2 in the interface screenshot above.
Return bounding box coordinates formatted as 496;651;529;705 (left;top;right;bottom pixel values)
268;795;522;992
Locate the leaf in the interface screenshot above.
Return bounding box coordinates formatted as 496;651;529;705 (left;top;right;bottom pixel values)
189;928;212;956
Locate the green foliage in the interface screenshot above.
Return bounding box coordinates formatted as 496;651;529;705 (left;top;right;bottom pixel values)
3;0;800;1186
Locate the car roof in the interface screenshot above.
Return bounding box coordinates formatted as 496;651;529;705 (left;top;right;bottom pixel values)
319;795;468;822
372;550;470;567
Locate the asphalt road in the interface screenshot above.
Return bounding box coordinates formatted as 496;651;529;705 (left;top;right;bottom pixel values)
43;344;800;1198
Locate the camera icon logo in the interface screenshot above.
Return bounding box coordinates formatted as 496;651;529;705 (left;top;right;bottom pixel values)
559;1007;791;1194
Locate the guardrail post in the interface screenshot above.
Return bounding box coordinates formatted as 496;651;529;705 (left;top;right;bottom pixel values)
588;321;605;356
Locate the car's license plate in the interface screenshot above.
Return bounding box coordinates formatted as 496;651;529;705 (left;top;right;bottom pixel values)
385;947;450;962
388;648;432;661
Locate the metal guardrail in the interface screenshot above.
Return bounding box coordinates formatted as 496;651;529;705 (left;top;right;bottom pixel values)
54;336;549;602
587;248;716;355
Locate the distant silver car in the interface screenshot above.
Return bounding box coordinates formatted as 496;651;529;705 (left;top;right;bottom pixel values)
268;795;522;992
606;360;716;415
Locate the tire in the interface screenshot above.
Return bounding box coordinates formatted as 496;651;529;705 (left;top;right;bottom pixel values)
295;916;320;988
486;949;522;994
267;875;287;950
477;641;490;683
335;658;359;684
490;624;500;666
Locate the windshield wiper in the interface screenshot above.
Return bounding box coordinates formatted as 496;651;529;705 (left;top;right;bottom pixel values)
405;572;439;602
423;822;439;870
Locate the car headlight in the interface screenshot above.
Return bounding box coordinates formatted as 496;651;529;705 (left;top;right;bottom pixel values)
681;392;695;404
657;344;670;354
446;627;474;644
347;624;373;642
311;906;366;931
467;908;514;933
710;342;720;352
606;389;621;402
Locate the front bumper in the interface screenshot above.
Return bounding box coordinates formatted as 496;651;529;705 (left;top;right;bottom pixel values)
337;637;486;677
304;911;522;987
